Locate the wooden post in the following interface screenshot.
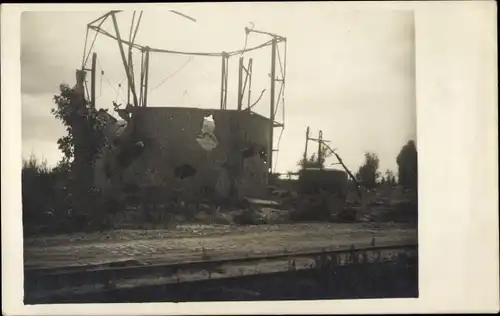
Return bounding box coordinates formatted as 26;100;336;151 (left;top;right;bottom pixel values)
247;58;253;109
303;126;310;167
318;130;323;169
90;53;97;109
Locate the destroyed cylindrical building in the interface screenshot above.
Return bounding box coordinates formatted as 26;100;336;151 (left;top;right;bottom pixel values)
94;107;271;203
84;11;286;206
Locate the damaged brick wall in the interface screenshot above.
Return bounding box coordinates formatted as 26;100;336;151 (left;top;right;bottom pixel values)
106;107;271;203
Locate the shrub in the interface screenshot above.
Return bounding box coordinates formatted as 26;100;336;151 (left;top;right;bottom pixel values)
22;155;114;235
22;156;60;231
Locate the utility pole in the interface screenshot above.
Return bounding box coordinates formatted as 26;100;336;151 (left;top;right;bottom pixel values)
247;58;253;109
305;126;362;199
303;126;310;167
317;130;323;169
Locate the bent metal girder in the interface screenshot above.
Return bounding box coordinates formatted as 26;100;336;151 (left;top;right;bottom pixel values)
82;10;286;107
81;10;287;173
85;11;285;58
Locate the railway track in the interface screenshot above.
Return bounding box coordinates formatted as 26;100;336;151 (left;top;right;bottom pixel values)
25;242;417;297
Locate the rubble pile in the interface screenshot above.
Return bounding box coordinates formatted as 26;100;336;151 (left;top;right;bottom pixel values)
105;174;416;229
357;188;418;223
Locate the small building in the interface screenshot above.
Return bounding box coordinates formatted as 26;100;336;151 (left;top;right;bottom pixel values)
298;168;348;196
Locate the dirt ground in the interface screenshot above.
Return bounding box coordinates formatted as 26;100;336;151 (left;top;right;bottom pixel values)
24;222;417;270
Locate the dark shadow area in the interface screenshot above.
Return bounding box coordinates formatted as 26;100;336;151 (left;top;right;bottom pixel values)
174;164;197;179
24;256;418;304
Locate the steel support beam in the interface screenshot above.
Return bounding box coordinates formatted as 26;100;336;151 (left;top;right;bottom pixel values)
269;38;277;173
111;12;139;107
237;57;244;110
90;53;97;109
143;48;150;107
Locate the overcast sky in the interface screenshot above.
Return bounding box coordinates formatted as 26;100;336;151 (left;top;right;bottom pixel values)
21;3;416;174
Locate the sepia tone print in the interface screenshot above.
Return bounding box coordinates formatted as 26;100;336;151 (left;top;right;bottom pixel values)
21;5;418;303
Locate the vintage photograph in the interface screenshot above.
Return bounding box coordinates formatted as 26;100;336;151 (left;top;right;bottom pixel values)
21;4;418;304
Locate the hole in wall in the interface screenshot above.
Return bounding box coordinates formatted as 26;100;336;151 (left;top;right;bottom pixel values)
117;140;145;168
259;148;268;163
174;164;197;179
196;114;218;151
242;145;256;158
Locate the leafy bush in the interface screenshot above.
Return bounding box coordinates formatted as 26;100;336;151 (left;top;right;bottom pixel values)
22;83;116;236
22;156;61;230
22;154;114;236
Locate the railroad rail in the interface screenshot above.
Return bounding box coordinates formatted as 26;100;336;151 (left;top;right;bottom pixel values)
25;242;417;294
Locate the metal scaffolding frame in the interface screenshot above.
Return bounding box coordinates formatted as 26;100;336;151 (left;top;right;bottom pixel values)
80;10;287;173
